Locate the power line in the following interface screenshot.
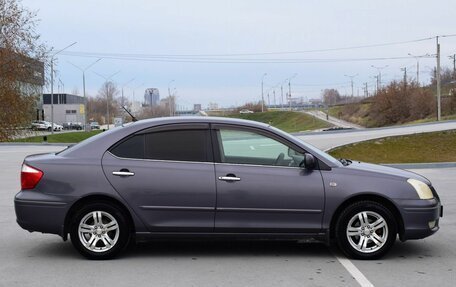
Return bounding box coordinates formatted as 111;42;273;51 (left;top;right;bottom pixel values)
61;36;438;58
59;53;435;64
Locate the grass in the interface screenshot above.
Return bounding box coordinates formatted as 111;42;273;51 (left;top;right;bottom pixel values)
224;111;332;133
328;102;456;128
405;114;456;125
328;103;373;127
328;129;456;163
13;130;103;143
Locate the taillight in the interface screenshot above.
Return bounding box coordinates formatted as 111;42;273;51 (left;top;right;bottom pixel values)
21;164;43;190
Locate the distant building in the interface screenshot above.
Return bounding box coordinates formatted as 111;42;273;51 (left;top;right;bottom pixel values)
208;102;219;110
42;93;85;124
144;88;160;107
309;98;323;105
193;104;202;112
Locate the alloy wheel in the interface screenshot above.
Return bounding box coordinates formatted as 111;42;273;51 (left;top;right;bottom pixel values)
346;211;388;254
78;211;120;253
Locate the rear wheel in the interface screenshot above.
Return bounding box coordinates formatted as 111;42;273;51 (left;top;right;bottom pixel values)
70;202;130;260
335;201;397;260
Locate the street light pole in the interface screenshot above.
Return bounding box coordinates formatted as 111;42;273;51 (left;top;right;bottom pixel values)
121;78;135;122
449;54;456;78
49;42;77;134
288;80;292;111
344;74;358;97
436;36;441;121
67;58;102;131
287;73;298;111
408;53;430;86
281;85;284;109
371;65;388;91
261;73;267;112
94;70;120;129
168;80;175;116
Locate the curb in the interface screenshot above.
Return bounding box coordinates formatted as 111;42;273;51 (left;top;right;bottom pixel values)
292;119;456;137
383;162;456;169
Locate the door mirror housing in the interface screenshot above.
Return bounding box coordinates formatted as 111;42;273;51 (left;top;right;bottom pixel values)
300;153;316;169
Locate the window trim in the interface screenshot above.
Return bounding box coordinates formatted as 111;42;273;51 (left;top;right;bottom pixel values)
108;123;213;163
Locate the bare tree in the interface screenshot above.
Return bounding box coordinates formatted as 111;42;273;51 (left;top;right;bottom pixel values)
322;89;341;105
87;81;120;125
0;0;49;141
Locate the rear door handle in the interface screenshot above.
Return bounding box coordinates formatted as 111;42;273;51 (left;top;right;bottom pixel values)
218;176;241;182
113;170;135;177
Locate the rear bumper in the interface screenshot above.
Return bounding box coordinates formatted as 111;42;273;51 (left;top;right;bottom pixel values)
397;198;442;241
14;191;73;238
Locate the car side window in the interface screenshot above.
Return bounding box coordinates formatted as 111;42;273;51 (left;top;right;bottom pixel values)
110;134;145;159
217;129;304;167
145;129;211;162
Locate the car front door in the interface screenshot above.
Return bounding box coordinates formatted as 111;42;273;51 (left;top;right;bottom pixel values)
102;124;216;232
212;125;325;233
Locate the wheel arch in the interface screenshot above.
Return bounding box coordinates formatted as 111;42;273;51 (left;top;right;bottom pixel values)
329;193;404;240
63;194;135;241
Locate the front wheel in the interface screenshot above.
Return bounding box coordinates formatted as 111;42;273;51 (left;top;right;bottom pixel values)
70;202;130;259
335;201;397;260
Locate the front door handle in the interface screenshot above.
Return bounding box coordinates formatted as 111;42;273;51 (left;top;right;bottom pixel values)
218;175;241;182
113;170;135;177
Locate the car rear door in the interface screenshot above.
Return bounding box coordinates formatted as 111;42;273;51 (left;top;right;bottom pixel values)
212;125;325;233
102;123;216;232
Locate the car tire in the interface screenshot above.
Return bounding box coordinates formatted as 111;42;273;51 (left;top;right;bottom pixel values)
70;202;130;260
47;127;51;131
335;201;397;260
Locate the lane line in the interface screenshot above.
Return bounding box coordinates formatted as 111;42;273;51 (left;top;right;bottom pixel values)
334;253;375;287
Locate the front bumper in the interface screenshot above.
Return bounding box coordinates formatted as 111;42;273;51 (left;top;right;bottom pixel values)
14;191;73;238
397;198;442;241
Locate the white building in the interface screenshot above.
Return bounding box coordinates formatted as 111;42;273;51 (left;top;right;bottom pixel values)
42;93;85;124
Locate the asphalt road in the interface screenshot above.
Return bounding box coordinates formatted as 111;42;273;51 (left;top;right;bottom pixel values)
295;120;456;151
1;145;455;287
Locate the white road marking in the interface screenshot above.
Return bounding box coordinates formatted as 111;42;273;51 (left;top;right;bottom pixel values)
334;254;375;287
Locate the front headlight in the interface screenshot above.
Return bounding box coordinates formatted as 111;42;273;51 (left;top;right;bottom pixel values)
407;179;434;200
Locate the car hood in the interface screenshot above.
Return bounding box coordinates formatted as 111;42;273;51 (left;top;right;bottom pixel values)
344;161;431;185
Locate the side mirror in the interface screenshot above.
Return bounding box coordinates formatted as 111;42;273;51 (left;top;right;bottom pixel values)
301;153;316;169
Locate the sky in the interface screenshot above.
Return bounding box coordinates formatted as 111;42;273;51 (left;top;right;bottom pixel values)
21;0;456;108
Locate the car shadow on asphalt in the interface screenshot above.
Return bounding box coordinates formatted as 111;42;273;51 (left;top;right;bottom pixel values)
125;240;332;259
29;240;335;260
28;238;438;261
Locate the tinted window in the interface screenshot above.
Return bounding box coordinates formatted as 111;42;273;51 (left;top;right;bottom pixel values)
145;130;210;162
110;134;145;159
217;129;303;167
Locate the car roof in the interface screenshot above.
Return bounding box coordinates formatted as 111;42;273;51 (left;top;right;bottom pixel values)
127;116;270;129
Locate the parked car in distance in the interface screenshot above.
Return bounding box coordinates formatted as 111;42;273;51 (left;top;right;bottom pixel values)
15;117;442;260
31;121;62;131
30;121;47;130
239;109;254;114
90;121;100;130
52;123;63;132
63;122;84;130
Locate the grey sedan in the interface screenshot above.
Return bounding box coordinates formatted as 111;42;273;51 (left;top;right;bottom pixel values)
14;117;442;260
